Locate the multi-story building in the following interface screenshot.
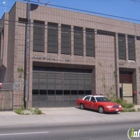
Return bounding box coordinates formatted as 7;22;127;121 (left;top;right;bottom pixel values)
0;1;140;109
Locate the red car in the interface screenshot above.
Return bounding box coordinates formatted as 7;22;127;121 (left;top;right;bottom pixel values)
76;95;122;113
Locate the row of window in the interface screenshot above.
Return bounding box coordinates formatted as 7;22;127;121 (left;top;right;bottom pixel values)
118;34;135;61
18;18;140;60
33;21;95;57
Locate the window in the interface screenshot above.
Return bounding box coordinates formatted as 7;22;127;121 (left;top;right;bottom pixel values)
74;26;83;56
128;35;135;61
84;96;90;101
48;22;58;53
18;18;28;24
118;34;126;60
91;96;96;102
33;20;45;52
137;36;140;40
61;24;71;55
86;28;95;57
96;97;109;102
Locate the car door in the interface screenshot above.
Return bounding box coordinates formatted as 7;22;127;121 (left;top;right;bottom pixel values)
93;97;100;110
83;96;91;109
88;96;96;109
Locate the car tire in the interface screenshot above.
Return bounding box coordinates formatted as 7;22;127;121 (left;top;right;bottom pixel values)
98;106;104;113
80;104;85;110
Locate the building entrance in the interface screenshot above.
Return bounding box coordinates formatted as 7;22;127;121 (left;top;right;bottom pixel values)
119;71;133;103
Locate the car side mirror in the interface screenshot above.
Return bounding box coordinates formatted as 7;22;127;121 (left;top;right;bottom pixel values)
93;100;96;102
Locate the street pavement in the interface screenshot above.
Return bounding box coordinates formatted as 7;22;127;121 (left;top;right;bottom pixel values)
0;120;140;140
0;107;140;127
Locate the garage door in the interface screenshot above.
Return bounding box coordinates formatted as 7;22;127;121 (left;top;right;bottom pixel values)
32;68;92;107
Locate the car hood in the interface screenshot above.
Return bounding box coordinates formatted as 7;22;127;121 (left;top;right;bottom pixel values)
98;102;119;106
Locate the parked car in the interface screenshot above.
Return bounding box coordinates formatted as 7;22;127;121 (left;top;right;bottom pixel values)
76;95;122;113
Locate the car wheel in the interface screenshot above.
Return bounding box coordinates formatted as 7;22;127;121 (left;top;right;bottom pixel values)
80;104;85;110
98;106;104;113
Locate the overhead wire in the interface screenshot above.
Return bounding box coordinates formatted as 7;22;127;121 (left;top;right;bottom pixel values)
0;0;140;47
0;0;140;23
0;7;140;33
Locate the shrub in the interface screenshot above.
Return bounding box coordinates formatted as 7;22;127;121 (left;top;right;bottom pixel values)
34;108;42;114
15;108;42;115
111;98;136;112
125;103;134;109
129;108;136;112
111;98;123;104
15;108;24;115
112;98;134;108
121;108;129;112
122;108;136;112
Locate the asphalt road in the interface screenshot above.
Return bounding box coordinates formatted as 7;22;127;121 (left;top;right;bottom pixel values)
0;121;139;140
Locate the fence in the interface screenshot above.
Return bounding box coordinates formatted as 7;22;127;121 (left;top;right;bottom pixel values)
0;90;13;110
0;83;22;110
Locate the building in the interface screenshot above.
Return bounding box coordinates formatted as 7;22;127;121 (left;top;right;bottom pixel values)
0;1;140;109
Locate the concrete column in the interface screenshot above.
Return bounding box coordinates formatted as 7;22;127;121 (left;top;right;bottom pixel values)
83;27;86;57
28;19;33;108
44;22;47;54
58;23;61;55
94;29;97;94
94;29;97;58
134;36;137;62
125;34;128;61
135;36;140;104
71;26;74;56
115;33;120;98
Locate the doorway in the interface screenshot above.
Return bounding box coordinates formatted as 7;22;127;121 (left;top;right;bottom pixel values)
119;71;134;103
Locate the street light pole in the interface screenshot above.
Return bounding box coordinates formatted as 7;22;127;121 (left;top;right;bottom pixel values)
25;0;30;109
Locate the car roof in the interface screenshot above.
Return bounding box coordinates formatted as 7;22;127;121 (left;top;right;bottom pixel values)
86;95;104;97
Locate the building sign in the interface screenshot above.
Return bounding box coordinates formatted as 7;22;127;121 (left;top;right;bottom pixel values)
119;63;124;66
32;56;70;62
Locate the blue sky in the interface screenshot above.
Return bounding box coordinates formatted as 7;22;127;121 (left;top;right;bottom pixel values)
0;0;140;23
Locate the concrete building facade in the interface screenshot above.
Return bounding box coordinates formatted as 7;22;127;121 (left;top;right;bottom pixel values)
0;2;140;109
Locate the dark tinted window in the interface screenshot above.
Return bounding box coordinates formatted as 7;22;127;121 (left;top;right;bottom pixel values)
33;20;45;52
96;97;109;102
74;26;83;56
128;35;135;61
61;24;71;55
18;18;28;24
91;96;96;101
48;22;58;53
86;28;94;57
84;96;90;101
118;34;126;60
137;36;140;40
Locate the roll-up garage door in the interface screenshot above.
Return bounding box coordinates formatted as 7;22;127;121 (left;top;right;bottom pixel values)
32;68;92;107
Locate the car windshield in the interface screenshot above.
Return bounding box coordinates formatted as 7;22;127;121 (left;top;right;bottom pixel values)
96;97;110;102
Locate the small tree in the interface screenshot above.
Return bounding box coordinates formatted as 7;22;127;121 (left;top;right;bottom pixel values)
17;67;24;78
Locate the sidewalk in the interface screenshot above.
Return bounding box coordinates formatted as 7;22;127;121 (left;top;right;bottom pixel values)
0;107;140;127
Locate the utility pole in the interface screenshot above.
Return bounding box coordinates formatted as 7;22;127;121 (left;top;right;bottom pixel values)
25;0;30;109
